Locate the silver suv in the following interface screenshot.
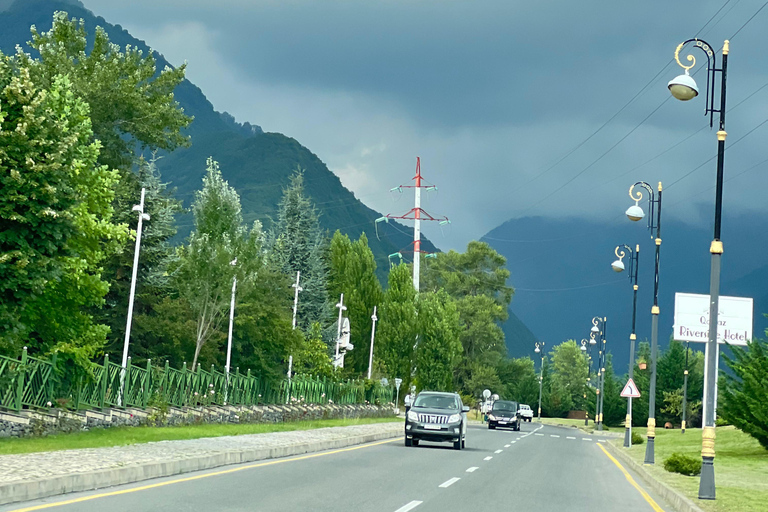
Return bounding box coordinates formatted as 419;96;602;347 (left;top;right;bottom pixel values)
405;391;469;450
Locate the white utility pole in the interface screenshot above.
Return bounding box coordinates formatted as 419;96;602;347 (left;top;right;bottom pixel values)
367;306;378;380
335;293;347;361
291;271;302;330
225;258;238;384
413;171;422;292
288;271;302;381
119;188;150;406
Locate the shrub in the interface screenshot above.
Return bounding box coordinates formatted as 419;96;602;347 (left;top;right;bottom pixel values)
631;430;644;445
663;453;701;476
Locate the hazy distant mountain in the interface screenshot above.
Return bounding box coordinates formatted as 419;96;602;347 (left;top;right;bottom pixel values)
0;0;436;277
483;212;768;372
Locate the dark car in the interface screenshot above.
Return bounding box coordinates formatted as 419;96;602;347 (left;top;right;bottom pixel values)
487;400;521;431
405;391;469;450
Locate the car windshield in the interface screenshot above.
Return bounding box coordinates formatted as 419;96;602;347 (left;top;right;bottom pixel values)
492;401;517;412
413;394;459;410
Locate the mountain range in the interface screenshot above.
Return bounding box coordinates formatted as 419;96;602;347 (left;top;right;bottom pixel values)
483;211;768;373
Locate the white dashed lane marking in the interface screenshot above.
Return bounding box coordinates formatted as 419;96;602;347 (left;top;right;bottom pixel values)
394;501;423;512
583;438;593;441
504;444;511;448
495;449;503;453
484;456;493;461
550;435;560;438
439;477;460;488
535;433;544;436
567;436;576;439
466;467;479;473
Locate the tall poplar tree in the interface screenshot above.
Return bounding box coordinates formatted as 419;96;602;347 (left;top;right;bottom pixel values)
327;231;383;375
271;169;328;331
377;263;417;397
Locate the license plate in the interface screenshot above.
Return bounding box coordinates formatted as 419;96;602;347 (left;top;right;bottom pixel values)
424;424;441;430
499;421;507;425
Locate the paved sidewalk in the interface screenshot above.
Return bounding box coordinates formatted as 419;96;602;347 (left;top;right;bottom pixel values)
0;422;402;505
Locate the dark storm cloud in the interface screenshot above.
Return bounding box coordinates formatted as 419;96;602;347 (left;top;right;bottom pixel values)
79;0;768;248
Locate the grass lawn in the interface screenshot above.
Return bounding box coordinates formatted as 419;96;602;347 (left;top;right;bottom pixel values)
618;426;768;512
0;417;401;456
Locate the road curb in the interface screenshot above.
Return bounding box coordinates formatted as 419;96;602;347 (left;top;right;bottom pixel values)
603;441;705;512
0;423;402;506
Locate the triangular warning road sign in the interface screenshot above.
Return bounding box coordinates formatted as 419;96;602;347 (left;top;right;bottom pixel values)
620;378;641;398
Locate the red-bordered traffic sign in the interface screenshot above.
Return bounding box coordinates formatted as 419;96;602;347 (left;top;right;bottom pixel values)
620;378;641;398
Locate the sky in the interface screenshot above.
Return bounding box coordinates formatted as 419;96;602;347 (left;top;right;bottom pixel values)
78;0;768;250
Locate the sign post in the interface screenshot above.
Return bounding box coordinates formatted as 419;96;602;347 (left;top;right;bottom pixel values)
621;378;641;446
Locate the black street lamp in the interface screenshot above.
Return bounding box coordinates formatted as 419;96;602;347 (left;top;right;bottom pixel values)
612;244;640;448
626;181;662;464
582;336;597;426
668;37;729;500
682;341;690;434
591;317;607;431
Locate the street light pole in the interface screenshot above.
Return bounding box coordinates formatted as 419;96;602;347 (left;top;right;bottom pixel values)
119;188;150;406
288;271;302;382
590;317;606;431
599;318;607;431
682;341;690;434
367;306;378;380
225;258;238;403
626;180;663;464
334;293;347;364
582;337;595;426
534;342;545;421
613;244;639;447
667;38;729;499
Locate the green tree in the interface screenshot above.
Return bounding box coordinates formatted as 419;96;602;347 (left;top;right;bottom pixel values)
550;340;589;410
101;156;183;358
293;323;334;379
21;12;191;171
271;170;328;331
720;337;768;449
414;291;462;392
0;56;127;365
174;157;262;370
376;263;417;398
497;357;539;405
327;231;383;375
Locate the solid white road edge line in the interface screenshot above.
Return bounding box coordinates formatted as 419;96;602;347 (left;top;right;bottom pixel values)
466;467;479;473
394;501;423;512
439;477;460;488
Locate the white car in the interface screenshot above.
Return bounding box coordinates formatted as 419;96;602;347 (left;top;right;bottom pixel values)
518;404;534;422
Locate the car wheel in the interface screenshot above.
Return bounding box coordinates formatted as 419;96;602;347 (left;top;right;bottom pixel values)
412;439;420;447
405;437;412;447
453;439;462;450
462;438;466;449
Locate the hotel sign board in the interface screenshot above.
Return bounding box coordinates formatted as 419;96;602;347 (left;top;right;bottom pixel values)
673;292;752;345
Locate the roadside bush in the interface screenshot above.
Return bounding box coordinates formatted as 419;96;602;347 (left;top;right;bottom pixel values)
663;453;701;476
631;430;644;445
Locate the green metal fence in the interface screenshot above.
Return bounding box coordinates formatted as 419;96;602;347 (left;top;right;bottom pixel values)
0;348;394;413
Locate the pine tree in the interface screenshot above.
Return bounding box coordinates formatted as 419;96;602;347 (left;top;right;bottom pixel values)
271;169;329;332
101;156;183;358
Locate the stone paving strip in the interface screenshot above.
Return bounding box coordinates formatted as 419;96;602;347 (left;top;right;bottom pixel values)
0;422;402;506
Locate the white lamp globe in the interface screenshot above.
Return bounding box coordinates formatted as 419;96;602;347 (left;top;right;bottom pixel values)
589;337;597;345
611;259;625;272
591;325;600;334
626;204;645;222
668;73;699;101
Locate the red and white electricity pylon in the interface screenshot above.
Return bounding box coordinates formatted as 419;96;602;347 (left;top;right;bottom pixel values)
377;157;449;292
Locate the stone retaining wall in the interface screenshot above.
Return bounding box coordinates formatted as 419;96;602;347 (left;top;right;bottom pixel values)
0;403;394;438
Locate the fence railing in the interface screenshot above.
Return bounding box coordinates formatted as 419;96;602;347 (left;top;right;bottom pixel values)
0;348;394;413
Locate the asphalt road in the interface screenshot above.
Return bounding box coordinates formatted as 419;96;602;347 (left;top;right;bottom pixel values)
1;423;672;512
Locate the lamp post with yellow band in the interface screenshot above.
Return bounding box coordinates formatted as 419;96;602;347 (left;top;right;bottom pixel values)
590;317;607;431
668;37;729;500
626;180;662;464
611;244;640;448
534;341;545;422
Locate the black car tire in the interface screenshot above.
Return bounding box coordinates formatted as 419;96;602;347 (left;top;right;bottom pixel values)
489;424;496;430
462;437;466;449
405;437;412;447
412;439;420;447
453;439;462;450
